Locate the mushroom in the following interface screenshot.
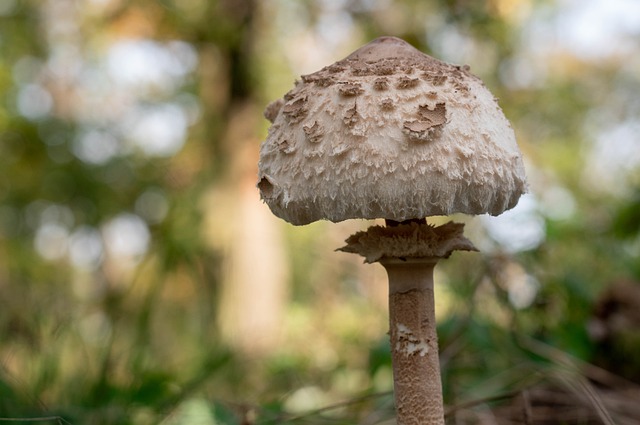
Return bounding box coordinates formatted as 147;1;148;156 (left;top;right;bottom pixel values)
257;36;526;425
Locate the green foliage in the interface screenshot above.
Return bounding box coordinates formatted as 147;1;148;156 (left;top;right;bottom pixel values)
1;0;640;423
613;191;640;240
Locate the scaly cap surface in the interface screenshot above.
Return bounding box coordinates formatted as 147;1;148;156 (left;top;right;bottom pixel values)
258;36;527;225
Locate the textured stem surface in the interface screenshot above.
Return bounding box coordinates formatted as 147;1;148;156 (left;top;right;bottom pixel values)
382;258;444;425
339;221;475;424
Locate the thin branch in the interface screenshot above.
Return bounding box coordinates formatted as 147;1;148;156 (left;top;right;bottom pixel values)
444;390;521;417
521;389;533;425
281;391;393;422
0;417;72;425
552;370;616;425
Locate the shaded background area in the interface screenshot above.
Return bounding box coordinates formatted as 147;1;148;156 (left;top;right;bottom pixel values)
1;0;639;423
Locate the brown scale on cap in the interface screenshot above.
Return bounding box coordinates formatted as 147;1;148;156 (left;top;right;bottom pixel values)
282;96;307;123
396;76;420;89
338;82;364;97
264;99;283;123
380;98;395;111
373;77;389;91
302;121;324;143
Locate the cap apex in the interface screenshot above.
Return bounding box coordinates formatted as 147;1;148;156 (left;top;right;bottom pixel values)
344;36;427;63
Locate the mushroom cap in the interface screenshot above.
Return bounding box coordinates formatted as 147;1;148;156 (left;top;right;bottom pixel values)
258;36;527;226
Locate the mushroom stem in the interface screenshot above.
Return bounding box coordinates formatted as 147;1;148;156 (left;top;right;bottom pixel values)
338;221;478;425
382;258;444;425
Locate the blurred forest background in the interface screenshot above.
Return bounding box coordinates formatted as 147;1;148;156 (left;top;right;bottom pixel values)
1;0;640;424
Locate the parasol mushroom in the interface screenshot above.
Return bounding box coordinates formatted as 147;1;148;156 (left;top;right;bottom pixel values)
257;36;527;425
